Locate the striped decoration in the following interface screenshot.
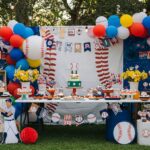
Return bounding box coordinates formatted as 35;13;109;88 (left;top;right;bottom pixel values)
45;103;58;113
94;38;118;88
40;28;57;86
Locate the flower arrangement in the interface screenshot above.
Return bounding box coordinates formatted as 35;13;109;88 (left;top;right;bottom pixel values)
14;69;39;82
121;66;148;82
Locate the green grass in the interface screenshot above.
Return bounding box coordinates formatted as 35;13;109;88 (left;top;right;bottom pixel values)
0;125;149;150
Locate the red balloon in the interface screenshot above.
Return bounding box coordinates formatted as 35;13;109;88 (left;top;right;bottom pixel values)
30;85;35;96
21;127;38;144
130;23;145;37
6;55;16;65
13;88;21;99
141;27;148;38
7;82;21;95
10;34;24;48
0;26;13;41
93;25;106;37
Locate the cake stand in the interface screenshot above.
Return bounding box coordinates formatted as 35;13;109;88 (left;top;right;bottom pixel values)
120;90;137;100
67;87;83;96
102;89;114;97
47;88;56;98
17;88;32;100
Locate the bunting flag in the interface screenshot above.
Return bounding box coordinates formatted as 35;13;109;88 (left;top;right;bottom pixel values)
65;42;73;52
64;114;72;126
40;27;57;86
59;27;65;39
75;115;84;126
74;43;82;53
68;28;75;36
84;42;91;52
56;41;63;51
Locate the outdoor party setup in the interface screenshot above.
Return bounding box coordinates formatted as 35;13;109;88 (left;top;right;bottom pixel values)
0;11;150;145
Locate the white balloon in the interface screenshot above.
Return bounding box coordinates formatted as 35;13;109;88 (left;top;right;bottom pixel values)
23;35;46;60
132;13;140;22
7;20;18;30
147;37;150;46
139;12;147;19
117;26;130;40
132;12;147;23
96;16;108;28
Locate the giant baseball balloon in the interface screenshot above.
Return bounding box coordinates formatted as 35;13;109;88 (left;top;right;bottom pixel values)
22;35;46;60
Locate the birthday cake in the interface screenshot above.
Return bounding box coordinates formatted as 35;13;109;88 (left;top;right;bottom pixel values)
67;63;81;88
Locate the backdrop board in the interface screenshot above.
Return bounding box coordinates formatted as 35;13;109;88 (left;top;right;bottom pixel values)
38;26;123;125
40;26;123;95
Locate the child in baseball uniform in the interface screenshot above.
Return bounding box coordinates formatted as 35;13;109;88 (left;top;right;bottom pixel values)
0;98;21;144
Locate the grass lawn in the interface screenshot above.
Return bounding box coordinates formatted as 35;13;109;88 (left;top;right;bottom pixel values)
0;124;149;150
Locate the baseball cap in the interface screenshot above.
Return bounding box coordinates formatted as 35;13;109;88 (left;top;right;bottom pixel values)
5;98;12;103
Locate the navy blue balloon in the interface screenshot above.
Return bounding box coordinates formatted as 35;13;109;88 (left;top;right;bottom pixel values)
16;58;29;70
106;26;118;38
108;15;121;27
13;23;26;37
9;48;24;61
23;27;34;38
142;16;150;28
5;65;15;81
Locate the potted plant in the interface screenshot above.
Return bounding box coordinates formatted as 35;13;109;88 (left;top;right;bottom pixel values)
14;68;39;89
121;66;148;91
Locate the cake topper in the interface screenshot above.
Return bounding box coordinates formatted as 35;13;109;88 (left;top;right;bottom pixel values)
70;63;79;74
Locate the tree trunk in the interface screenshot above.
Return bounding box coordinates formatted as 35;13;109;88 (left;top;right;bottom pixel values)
15;0;29;25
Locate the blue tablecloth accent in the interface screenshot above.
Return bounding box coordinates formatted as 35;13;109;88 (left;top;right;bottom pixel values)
106;109;132;142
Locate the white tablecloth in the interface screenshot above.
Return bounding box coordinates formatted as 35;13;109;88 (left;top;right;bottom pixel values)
15;98;150;125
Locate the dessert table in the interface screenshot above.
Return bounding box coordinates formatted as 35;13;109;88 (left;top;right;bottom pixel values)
16;99;150;103
15;98;150;129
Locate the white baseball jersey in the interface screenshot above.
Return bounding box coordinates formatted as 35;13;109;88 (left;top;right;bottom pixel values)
2;106;15;120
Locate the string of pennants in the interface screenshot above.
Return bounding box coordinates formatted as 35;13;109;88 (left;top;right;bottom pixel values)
54;37;119;53
33;103;123;126
40;27;119;54
46;113;97;126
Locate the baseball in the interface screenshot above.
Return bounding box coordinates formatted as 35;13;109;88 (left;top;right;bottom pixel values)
51;113;61;123
87;114;96;123
113;121;135;144
75;115;83;124
23;35;46;60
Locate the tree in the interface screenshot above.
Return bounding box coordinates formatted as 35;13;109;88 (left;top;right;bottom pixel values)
62;0;147;25
15;0;37;25
146;0;150;14
31;0;65;26
0;0;149;26
0;0;17;25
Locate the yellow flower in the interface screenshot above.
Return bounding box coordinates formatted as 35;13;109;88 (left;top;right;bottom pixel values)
128;71;135;79
141;71;148;80
21;75;28;81
121;72;127;79
122;67;148;82
14;68;39;82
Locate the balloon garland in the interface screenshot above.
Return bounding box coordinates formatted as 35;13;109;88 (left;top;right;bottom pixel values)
0;20;46;100
93;12;150;40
